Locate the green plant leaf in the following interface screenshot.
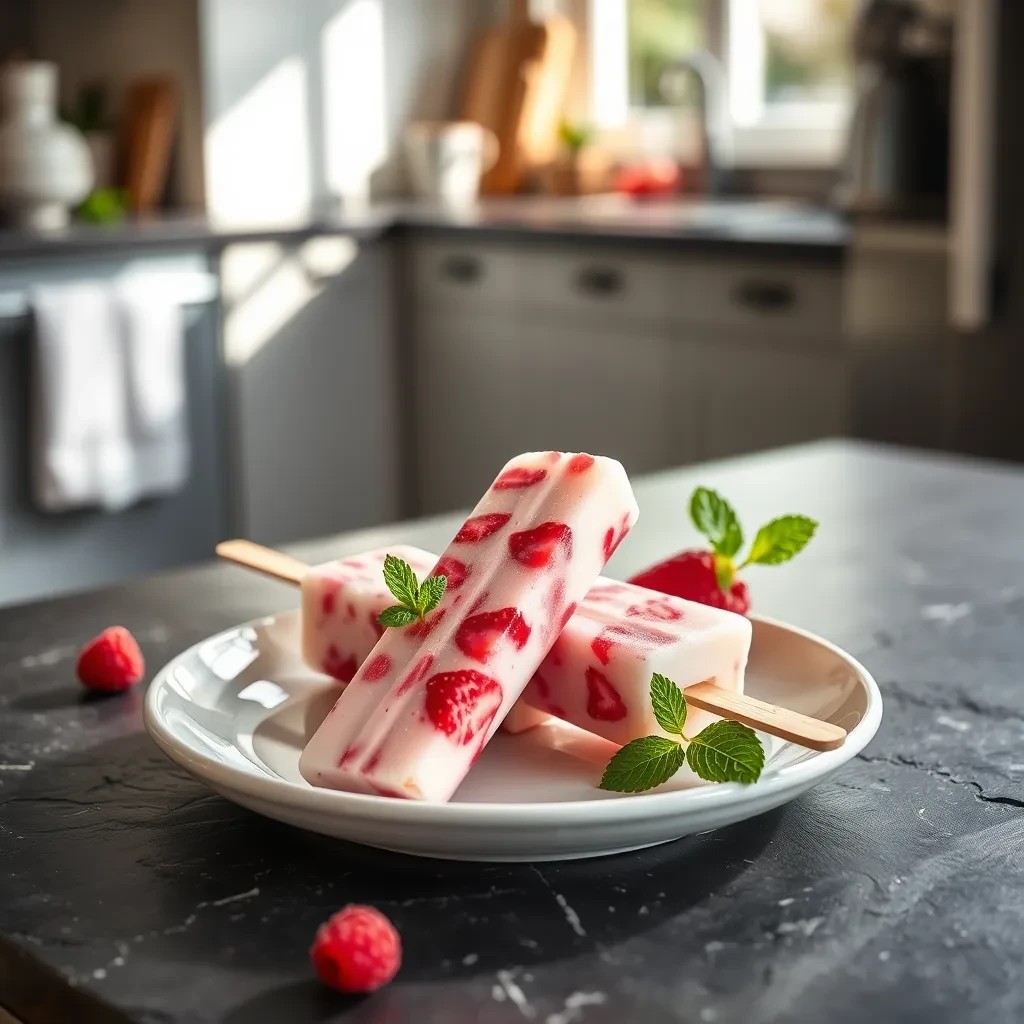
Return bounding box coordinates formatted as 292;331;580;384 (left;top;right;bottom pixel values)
689;487;743;558
378;605;418;628
685;721;765;784
417;574;447;615
743;516;818;567
650;673;687;736
382;554;419;607
599;736;685;793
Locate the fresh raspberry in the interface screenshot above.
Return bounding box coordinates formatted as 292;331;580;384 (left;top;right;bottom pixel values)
429;555;469;591
585;667;627;721
455;512;511;543
310;905;401;993
455;608;531;662
629;549;750;615
509;522;573;568
493;466;547;490
76;627;145;693
424;670;503;744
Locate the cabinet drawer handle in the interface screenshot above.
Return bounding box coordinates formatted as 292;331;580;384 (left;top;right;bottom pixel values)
440;255;484;285
733;280;796;312
575;266;624;297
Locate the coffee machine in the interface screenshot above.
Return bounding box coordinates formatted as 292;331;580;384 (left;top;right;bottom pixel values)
835;0;953;218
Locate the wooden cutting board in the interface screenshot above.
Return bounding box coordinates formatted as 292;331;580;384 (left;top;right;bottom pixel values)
121;75;178;213
460;0;576;194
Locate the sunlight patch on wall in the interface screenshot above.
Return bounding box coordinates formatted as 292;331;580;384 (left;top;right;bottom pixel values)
322;0;388;202
207;56;312;223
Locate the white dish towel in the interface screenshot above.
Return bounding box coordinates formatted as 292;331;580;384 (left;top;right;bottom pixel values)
31;280;189;513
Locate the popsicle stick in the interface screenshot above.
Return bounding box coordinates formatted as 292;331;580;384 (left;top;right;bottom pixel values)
683;681;847;752
215;539;847;752
215;539;309;586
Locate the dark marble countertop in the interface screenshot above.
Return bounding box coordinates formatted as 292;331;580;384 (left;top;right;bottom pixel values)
2;440;1022;1024
0;196;848;262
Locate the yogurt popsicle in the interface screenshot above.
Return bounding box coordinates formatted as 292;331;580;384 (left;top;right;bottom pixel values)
301;545;437;682
300;553;749;748
299;451;639;802
514;576;751;746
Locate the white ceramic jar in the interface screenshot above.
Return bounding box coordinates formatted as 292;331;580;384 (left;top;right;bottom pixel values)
0;62;93;229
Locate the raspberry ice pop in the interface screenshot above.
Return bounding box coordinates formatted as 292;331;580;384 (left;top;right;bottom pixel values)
513;576;752;746
302;551;750;745
300;545;437;682
298;451;639;802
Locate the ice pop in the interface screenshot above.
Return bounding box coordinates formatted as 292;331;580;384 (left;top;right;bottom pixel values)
298;451;639;802
514;576;751;746
218;541;846;754
300;545;437;682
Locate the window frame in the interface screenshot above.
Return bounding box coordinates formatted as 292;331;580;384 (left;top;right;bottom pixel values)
582;0;851;168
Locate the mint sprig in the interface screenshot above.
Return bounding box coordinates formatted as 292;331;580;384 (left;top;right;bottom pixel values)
599;675;765;793
741;515;818;567
688;487;818;591
690;487;743;559
378;554;447;627
598;736;685;793
650;672;687;735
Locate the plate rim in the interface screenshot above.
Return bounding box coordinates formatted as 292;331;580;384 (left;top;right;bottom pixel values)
144;612;882;823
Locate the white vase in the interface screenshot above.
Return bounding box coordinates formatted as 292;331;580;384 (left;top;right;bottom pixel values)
0;62;94;230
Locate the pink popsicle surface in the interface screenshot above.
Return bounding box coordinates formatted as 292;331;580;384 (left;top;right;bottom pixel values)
300;552;750;756
514;577;752;747
298;451;639;802
300;545;437;682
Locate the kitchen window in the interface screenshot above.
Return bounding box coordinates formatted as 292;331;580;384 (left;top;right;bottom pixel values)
587;0;856;166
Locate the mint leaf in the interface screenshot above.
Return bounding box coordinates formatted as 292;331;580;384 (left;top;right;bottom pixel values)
690;487;742;558
417;574;447;615
382;554;419;607
743;515;818;567
686;721;765;784
378;605;418;628
650;673;687;736
599;736;685;793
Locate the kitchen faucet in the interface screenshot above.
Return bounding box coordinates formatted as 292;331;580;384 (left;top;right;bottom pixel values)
659;49;732;196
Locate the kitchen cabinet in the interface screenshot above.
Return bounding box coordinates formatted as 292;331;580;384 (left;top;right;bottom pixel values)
407;235;848;515
224;237;402;546
0;252;226;607
414;313;694;513
694;342;849;461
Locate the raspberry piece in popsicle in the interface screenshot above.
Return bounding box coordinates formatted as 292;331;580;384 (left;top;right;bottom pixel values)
424;670;504;744
509;522;573;568
455;607;531;662
454;512;512;542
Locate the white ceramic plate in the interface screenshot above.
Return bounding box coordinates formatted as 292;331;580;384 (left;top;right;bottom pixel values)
144;611;881;862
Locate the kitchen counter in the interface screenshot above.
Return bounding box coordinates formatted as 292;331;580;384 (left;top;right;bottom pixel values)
4;440;1020;1024
0;196;849;261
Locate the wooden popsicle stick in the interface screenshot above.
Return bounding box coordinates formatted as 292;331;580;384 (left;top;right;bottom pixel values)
216;539;847;752
215;539;309;586
683;680;847;752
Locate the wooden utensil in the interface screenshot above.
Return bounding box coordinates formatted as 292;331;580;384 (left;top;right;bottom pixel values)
459;0;576;195
121;75;178;213
216;539;847;753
